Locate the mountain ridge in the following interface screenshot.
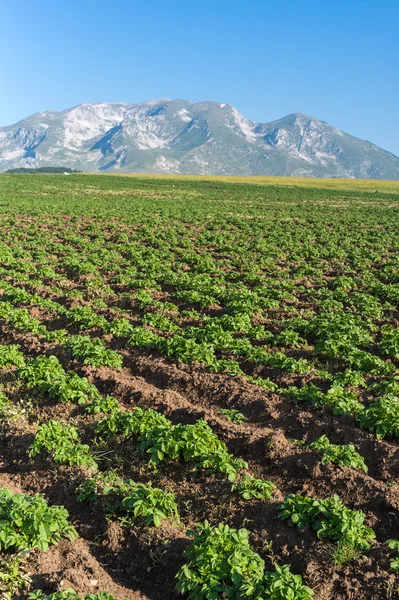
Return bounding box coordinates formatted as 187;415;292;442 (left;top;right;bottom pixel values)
1;99;398;179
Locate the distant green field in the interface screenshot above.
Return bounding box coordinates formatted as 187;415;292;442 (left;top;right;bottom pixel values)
2;172;399;219
94;172;399;193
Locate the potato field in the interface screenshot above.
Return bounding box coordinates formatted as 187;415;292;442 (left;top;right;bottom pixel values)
1;173;399;600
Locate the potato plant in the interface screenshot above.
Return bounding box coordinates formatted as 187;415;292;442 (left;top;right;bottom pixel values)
176;522;313;599
307;435;368;472
29;420;98;469
0;487;77;551
232;475;276;500
278;494;375;550
78;471;178;527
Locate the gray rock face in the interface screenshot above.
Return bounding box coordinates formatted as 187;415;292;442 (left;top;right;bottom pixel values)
1;99;398;178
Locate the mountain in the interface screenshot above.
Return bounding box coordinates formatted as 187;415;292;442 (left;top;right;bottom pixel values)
1;99;398;178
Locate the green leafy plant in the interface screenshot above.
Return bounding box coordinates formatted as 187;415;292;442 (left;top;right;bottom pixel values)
143;311;180;332
278;494;375;550
357;394;399;440
307;435;368;472
385;539;399;573
55;373;102;405
96;410;246;481
248;564;315;600
78;472;178;527
0;344;26;368
0;390;12;420
232;475;276;500
86;394;120;414
176;521;313;599
65;336;123;369
18;355;66;392
66;306;108;330
0;553;31;600
95;407;170;438
219;408;246;424
29;420;98;469
325;386;365;415
105;317;135;338
285;383;364;416
3;306;47;335
332;369;367;388
379;326;399;359
117;481;178;527
0;487;77;551
140;419;247;481
347;349;394;376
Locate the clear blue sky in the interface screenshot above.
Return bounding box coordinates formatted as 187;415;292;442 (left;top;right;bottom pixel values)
2;0;398;155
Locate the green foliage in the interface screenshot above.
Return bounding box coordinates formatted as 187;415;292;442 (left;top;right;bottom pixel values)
379;326;399;359
29;420;97;469
2;306;46;335
385;539;399;573
176;521;313;599
307;435;368;472
66;336;123;369
371;376;399;396
105;317;135;338
78;472;178;527
285;383;364;415
332;369;367;388
306;312;374;358
0;554;31;599
219;408;246;424
44;328;69;343
66;306;108;330
285;383;326;408
140;419;247;481
0;487;77;551
119;482;178;527
95;407;171;438
18;355;66;392
55;373;101;405
258;564;314;600
134;290;156;309
248;376;278;391
278;494;375;550
325;386;365;415
143;311;180;332
0;390;11;420
18;354;106;407
232;475;276;501
96;409;246;481
176;522;264;599
127;326;163;349
357;394;399;439
274;329;306;348
86;394;120;414
0;344;26;368
347;349;394;376
165;335;216;366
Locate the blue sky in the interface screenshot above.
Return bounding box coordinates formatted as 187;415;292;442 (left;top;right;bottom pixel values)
2;0;398;155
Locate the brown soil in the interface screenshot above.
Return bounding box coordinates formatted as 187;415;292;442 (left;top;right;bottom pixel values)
1;337;399;599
